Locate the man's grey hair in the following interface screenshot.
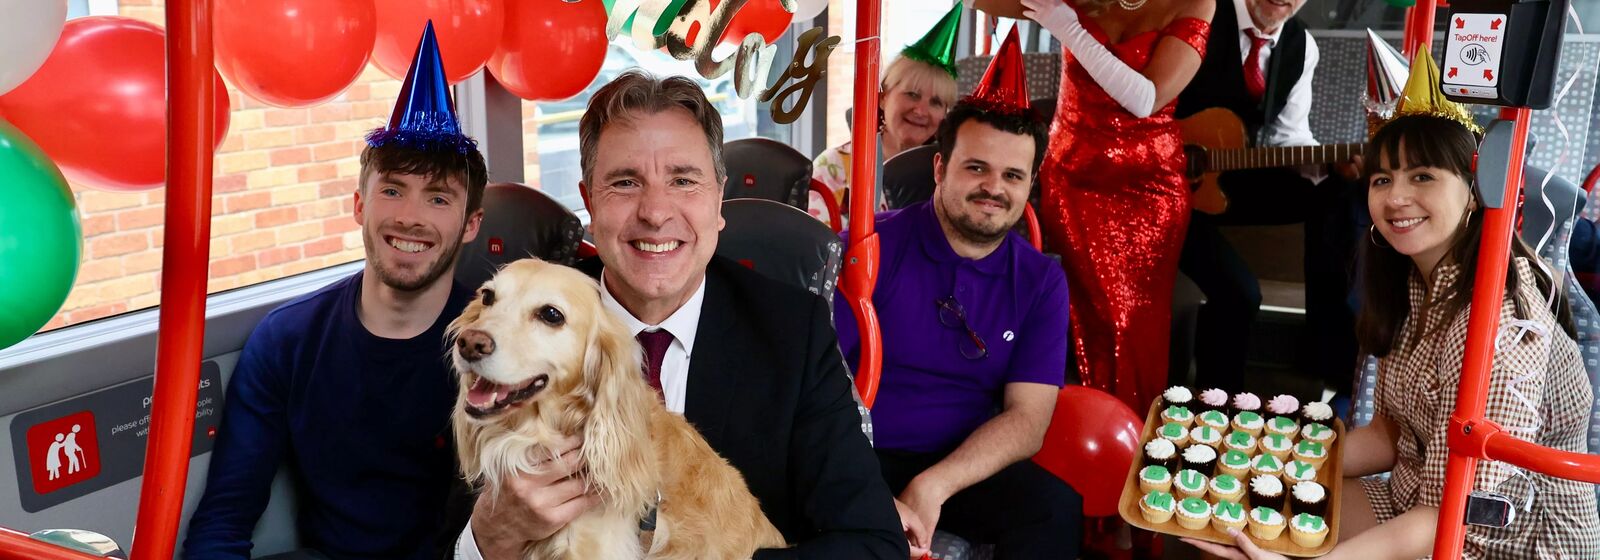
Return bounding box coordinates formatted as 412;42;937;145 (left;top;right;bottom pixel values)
578;70;726;188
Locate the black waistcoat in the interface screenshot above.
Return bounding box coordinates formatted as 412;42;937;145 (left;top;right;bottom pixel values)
1174;0;1308;147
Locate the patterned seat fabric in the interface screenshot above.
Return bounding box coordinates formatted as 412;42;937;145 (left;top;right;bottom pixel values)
454;183;583;291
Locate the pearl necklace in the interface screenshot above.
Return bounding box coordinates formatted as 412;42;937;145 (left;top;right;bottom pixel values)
1118;0;1149;10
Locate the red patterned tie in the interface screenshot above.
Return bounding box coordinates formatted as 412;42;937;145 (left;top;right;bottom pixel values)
1243;29;1269;101
636;329;674;394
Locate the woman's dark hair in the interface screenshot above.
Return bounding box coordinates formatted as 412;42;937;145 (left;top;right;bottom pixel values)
1356;115;1573;356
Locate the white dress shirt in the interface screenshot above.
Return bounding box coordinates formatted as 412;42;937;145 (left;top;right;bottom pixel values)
1232;0;1320;148
456;276;707;560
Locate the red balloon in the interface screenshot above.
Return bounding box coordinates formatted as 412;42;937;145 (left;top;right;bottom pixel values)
719;0;792;45
373;0;505;85
214;0;375;108
0;16;231;192
489;0;608;101
1032;385;1144;517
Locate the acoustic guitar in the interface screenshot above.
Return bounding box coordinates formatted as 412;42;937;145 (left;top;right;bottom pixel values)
1179;108;1363;215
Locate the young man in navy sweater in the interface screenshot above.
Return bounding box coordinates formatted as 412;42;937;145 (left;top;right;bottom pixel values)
184;28;487;559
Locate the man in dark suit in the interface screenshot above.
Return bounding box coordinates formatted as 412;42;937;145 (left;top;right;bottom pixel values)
1174;0;1365;395
449;70;905;559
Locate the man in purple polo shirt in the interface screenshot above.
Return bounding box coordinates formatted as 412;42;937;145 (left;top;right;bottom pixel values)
833;96;1080;558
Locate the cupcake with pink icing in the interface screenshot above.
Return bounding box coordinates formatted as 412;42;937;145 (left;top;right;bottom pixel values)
1232;392;1262;416
1196;388;1231;414
1265;395;1301;436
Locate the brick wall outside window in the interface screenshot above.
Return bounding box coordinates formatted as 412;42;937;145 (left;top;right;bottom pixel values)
40;0;548;331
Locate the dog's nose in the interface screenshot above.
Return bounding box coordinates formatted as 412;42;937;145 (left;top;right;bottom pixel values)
456;329;496;362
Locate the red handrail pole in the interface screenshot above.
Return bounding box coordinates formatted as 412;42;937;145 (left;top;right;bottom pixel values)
130;0;216;558
1433;107;1532;560
1403;0;1437;58
1482;429;1600;484
842;0;883;408
0;529;101;560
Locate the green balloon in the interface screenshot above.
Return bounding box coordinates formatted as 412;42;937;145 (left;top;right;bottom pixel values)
0;120;81;350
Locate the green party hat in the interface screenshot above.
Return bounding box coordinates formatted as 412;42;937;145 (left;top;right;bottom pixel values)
902;2;963;78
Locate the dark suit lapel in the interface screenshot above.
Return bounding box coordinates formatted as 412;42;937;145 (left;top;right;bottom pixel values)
684;262;739;445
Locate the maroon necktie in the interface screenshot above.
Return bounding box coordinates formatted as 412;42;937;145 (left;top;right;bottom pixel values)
1243;29;1269;101
636;329;674;394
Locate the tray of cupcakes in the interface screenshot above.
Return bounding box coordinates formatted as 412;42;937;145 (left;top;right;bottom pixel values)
1118;387;1344;556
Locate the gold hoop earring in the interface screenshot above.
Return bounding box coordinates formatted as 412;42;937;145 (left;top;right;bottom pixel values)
1369;225;1391;248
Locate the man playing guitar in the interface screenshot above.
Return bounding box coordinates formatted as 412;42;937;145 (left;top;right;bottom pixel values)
1172;0;1363;400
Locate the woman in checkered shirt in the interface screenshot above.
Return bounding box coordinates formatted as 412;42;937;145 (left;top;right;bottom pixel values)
1191;115;1600;559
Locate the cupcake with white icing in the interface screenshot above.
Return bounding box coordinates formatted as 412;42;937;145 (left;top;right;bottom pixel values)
1162;386;1194;409
1217;449;1253;478
1208;473;1245;503
1156;422;1190;447
1196;409;1231;431
1189;425;1223;449
1283;459;1318;485
1161;405;1196;428
1247;506;1286;540
1181;444;1218;474
1290;512;1329;548
1300;401;1334;426
1291;481;1328;518
1173;468;1209;500
1250;454;1284;479
1248;474;1286;512
1139;465;1172;494
1292;440;1329;467
1300;421;1337;445
1265;415;1300;438
1143;438;1179;472
1231;410;1265;437
1259;432;1294;461
1223;430;1257;455
1139;490;1176;524
1174;497;1212;530
1211;500;1248;533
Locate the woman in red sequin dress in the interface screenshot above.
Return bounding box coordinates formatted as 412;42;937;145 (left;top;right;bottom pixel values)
1023;0;1214;410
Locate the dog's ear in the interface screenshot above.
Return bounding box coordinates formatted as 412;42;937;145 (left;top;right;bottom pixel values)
580;307;658;514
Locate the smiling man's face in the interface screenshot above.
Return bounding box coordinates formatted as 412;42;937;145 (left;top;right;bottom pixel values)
1245;0;1308;33
582;107;724;316
355;170;480;292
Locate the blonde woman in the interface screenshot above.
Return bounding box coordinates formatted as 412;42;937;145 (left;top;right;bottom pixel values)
811;3;961;225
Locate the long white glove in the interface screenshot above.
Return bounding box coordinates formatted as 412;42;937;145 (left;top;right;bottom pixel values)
1023;0;1158;118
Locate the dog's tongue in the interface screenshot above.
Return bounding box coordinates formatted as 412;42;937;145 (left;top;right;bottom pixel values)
466;377;504;408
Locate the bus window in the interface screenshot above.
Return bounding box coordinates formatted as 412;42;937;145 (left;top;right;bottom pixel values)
34;7;405;334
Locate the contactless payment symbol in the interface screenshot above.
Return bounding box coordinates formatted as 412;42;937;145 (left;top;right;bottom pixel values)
1443;13;1505;97
25;410;101;495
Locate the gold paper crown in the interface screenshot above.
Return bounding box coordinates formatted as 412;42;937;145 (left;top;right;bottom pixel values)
1378;45;1484;137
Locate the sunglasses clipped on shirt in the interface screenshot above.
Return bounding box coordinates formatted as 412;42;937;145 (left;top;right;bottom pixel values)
936;295;988;360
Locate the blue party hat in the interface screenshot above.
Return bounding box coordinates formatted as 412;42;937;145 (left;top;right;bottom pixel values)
365;21;477;153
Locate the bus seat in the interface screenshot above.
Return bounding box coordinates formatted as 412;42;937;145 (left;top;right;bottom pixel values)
883;144;938;211
455;183;583;291
722;138;812;211
956;54;1061;102
715;199;843;303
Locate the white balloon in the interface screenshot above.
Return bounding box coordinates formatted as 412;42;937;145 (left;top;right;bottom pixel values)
793;0;827;22
0;0;68;97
